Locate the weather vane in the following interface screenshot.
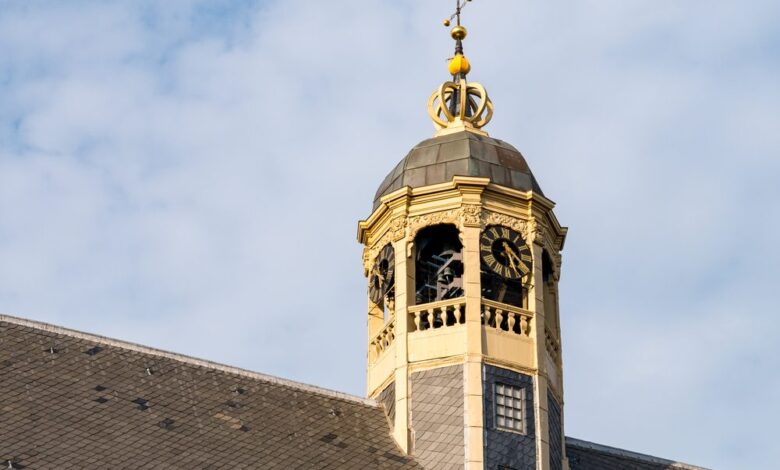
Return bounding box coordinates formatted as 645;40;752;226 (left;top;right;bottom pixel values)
443;0;472;56
443;0;471;28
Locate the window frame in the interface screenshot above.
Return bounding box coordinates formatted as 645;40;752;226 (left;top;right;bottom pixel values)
493;382;527;435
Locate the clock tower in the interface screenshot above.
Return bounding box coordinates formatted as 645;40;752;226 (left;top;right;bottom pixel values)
358;11;569;470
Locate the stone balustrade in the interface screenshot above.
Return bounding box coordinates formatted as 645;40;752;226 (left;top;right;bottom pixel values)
408;298;466;332
480;299;532;336
370;318;396;358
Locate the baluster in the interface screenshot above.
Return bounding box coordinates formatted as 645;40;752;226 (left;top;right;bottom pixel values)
413;311;422;331
508;312;517;333
494;309;503;331
455;304;464;323
520;315;530;336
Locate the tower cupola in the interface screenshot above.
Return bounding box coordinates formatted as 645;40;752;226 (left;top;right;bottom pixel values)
358;4;569;469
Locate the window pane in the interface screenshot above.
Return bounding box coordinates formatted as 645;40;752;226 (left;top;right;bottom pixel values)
495;382;526;434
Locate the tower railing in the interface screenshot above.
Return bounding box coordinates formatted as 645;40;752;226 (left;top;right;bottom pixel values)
409;297;467;332
480;299;533;337
370;317;396;360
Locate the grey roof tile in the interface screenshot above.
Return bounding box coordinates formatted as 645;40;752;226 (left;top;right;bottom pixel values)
566;437;710;470
0;315;423;470
373;131;543;209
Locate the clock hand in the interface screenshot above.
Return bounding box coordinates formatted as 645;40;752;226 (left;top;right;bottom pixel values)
371;266;385;283
502;241;519;271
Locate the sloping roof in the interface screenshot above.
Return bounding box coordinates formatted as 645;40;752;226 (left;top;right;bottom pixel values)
0;315;421;469
566;437;710;470
373;131;543;210
0;314;707;470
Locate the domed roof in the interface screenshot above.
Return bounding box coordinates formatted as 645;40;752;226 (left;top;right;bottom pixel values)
373;131;543;209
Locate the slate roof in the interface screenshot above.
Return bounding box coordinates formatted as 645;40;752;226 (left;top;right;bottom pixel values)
0;315;421;470
566;437;709;470
373;131;543;210
0;314;707;470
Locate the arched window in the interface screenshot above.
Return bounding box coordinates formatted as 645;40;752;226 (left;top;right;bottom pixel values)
415;225;464;305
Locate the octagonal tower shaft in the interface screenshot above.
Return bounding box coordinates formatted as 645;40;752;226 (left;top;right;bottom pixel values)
359;159;568;469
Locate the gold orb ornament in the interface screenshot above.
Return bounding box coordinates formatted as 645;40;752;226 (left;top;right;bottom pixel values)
443;19;451;27
450;25;467;40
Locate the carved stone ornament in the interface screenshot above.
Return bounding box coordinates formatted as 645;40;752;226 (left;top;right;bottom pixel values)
406;209;462;243
366;216;407;268
461;204;481;227
362;247;371;275
405;208;465;257
389;216;407;241
480;210;529;236
524;219;545;246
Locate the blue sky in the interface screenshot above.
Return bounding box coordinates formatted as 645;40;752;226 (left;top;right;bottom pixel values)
1;1;778;468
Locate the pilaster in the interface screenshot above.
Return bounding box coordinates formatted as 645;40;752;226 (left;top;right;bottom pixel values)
393;226;412;452
529;231;550;470
457;181;486;469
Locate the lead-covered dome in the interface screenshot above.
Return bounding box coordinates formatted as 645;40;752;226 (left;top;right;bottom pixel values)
373;131;543;209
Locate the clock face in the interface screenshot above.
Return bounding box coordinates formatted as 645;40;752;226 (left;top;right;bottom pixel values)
480;225;532;282
369;244;395;305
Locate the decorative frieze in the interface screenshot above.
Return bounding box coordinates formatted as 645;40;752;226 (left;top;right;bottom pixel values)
406;209;462;244
366;215;407;268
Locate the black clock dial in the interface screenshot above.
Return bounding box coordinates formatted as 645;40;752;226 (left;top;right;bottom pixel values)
480;225;532;282
369;244;395;305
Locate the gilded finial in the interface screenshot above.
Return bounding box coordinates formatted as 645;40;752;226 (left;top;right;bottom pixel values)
450;25;467;41
428;0;493;136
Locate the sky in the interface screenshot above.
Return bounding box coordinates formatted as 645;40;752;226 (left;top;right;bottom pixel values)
0;1;778;468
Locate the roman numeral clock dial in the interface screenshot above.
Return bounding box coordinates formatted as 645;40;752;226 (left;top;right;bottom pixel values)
369;244;395;305
480;225;533;284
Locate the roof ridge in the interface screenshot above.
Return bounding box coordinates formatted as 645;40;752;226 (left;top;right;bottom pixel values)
0;313;377;407
565;436;711;470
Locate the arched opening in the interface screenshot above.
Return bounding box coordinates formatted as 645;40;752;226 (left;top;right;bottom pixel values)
415;224;464;305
